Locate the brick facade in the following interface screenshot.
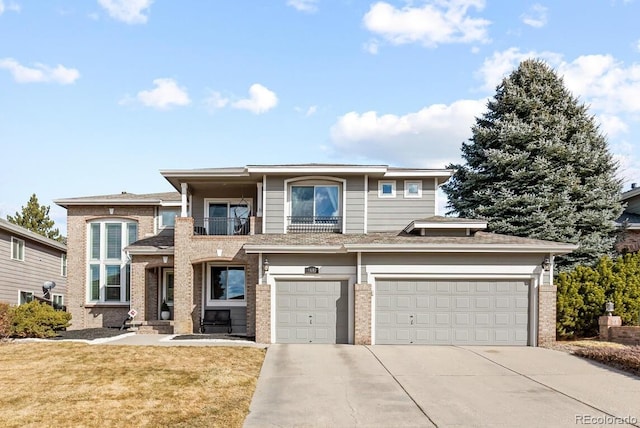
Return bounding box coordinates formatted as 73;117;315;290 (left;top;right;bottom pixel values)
354;283;372;345
255;283;271;343
537;284;556;346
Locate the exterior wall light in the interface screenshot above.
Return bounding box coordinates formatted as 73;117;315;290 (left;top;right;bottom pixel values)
162;256;168;264
605;301;614;316
541;256;551;271
109;207;115;215
263;257;269;272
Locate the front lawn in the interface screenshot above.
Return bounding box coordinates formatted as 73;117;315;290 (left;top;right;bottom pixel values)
0;342;265;427
553;340;640;377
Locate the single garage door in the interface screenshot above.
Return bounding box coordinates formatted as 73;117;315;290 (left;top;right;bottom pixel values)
376;279;529;345
276;280;348;344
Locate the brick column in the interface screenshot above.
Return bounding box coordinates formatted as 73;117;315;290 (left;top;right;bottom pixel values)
130;260;147;321
246;282;256;338
174;217;194;334
537;284;556;346
255;283;271;343
599;315;622;341
354;283;372;345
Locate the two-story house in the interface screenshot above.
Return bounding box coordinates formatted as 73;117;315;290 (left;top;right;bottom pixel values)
0;218;67;307
55;164;575;346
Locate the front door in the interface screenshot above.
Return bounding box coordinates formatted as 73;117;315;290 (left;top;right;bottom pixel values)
160;270;174;319
207;202;250;235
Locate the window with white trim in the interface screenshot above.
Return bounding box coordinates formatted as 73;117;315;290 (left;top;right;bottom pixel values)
11;237;25;261
87;220;137;303
19;290;33;305
291;185;340;220
378;180;396;198
52;294;64;310
207;265;245;304
404;180;422;198
159;207;180;229
61;254;67;277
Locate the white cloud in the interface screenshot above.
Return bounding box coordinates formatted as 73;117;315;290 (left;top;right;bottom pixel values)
521;4;548;28
329;99;486;167
204;91;229;111
295;105;317;117
0;58;80;84
98;0;152;24
232;83;278;114
134;78;191;110
363;39;380;55
597;114;629;138
287;0;318;13
362;0;491;48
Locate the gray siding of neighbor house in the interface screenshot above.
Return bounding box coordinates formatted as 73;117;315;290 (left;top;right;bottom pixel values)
367;177;436;232
625;194;640;215
264;175;366;234
0;228;67;305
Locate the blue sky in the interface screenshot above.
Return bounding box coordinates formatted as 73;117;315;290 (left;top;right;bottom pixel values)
2;0;640;235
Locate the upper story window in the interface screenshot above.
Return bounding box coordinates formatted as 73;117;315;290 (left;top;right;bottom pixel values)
378;180;396;198
19;290;33;305
404;180;422;198
291;185;340;219
159;207;180;229
11;237;24;261
87;220;138;303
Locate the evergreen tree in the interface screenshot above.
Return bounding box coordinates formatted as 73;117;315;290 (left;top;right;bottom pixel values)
7;194;64;242
442;59;622;270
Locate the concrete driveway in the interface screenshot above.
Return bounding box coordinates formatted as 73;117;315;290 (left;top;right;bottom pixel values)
244;345;640;427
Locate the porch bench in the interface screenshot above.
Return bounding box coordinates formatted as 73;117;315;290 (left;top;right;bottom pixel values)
200;309;232;333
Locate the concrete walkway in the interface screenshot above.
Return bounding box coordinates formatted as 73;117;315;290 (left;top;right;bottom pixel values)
244;345;640;427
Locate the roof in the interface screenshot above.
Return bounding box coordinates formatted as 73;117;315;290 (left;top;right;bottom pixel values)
244;231;576;254
617;211;640;229
125;229;175;254
0;218;67;252
55;191;180;208
404;216;487;233
621;186;640;202
160;164;454;192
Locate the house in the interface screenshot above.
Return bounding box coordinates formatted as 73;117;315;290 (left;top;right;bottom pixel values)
0;218;67;307
55;164;576;346
616;184;640;253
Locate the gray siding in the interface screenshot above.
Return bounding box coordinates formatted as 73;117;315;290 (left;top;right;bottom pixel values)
626;194;640;215
191;184;258;224
265;176;286;233
0;229;67;305
367;177;436;232
345;176;365;233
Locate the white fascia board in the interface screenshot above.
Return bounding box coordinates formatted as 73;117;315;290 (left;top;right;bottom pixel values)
247;166;388;174
410;221;487;230
55;199;162;207
125;247;174;255
159;168;250;178
160;201;182;207
383;170;454;178
243;245;346;254
343;243;577;254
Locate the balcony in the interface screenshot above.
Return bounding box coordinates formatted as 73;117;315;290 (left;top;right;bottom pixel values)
194;217;250;236
287;216;342;233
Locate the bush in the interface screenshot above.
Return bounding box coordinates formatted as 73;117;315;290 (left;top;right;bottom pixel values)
0;302;12;339
11;301;71;338
557;253;640;338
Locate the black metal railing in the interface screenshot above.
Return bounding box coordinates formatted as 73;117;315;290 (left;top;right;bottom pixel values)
287;216;342;233
194;217;250;236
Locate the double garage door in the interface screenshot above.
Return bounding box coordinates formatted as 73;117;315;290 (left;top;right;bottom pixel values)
376;279;530;345
276;280;348;344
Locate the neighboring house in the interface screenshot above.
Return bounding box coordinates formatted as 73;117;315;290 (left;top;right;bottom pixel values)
0;218;67;307
55;164;576;346
616;184;640;253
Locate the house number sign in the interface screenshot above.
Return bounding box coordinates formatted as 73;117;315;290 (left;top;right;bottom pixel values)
304;266;319;274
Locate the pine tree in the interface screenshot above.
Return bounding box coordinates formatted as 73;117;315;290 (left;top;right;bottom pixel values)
442;59;622;270
7;194;64;242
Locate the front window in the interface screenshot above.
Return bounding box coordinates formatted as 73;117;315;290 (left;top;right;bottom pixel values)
52;294;64;310
11;237;24;261
19;290;33;305
379;180;396;198
404;180;422;198
87;220;137;303
208;266;245;303
159;207;180;228
204;200;251;235
61;254;67;277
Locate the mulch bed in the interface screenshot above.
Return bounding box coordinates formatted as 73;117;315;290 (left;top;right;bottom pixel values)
51;328;131;341
172;333;254;341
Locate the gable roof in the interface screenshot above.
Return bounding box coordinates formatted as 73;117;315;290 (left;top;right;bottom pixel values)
0;218;66;252
55;191;180;208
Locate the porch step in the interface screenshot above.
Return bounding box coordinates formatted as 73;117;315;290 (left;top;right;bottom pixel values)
136;321;174;335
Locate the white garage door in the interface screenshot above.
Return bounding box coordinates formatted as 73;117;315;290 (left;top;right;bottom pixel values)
376;279;529;345
276;280;348;344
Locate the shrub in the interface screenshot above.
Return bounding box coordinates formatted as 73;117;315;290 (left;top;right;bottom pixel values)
0;302;13;339
557;253;640;338
11;301;71;338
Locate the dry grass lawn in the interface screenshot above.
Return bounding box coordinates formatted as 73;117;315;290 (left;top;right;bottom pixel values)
0;342;265;428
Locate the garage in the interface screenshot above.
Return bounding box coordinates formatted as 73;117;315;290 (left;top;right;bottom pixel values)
375;279;530;345
276;280;348;344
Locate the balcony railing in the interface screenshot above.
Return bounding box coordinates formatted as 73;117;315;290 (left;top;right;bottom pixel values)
194;217;250;236
287;216;342;233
